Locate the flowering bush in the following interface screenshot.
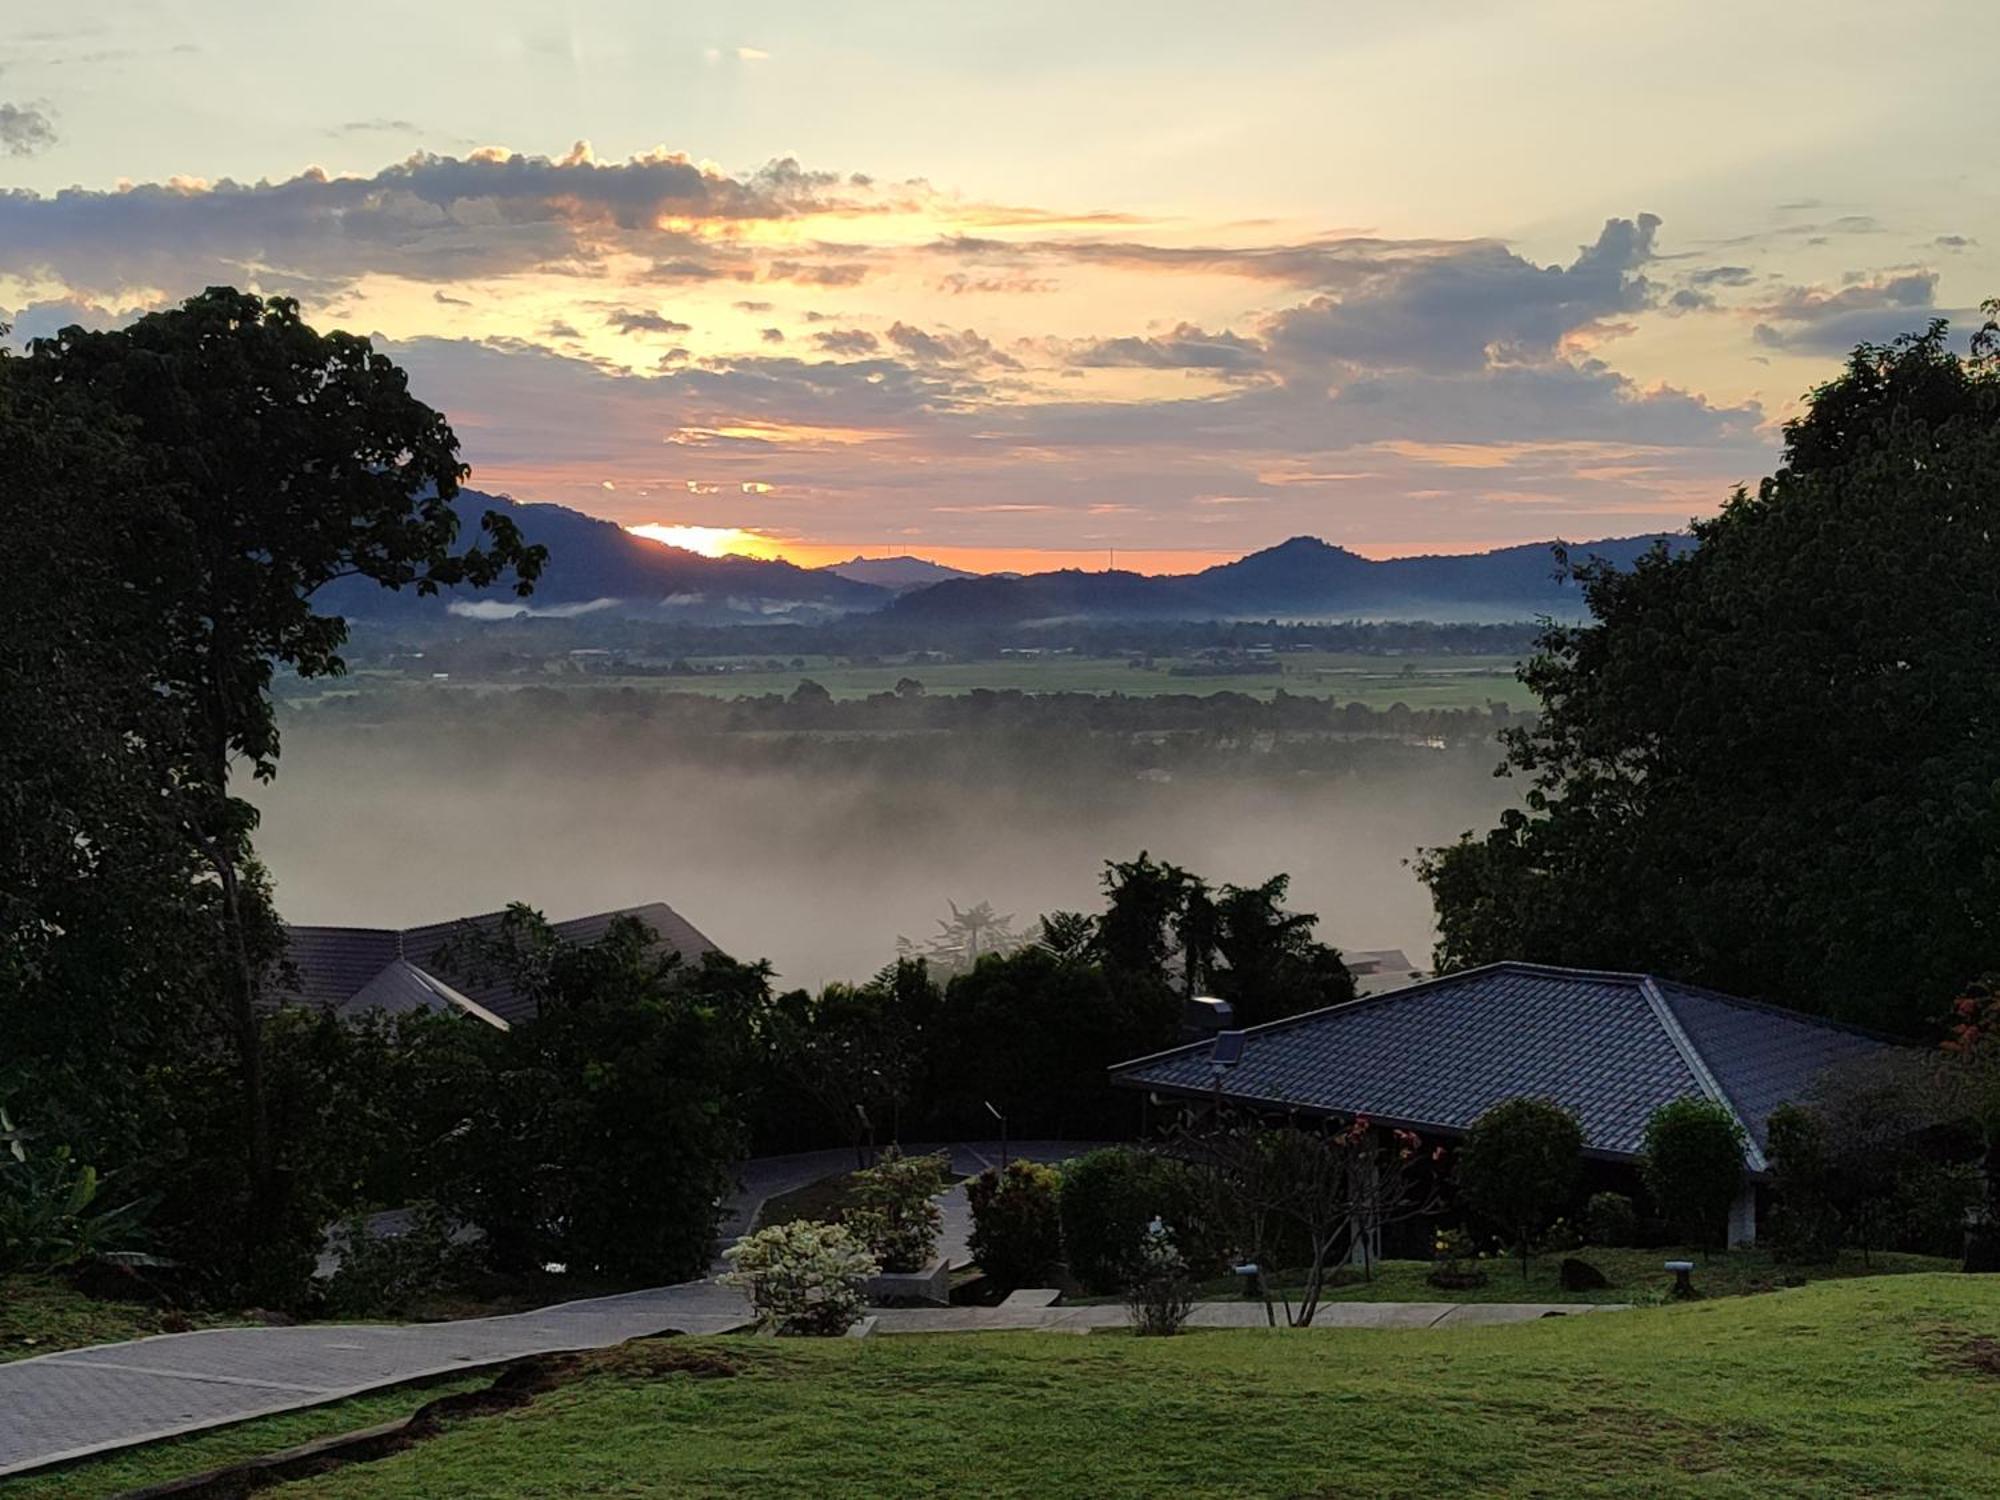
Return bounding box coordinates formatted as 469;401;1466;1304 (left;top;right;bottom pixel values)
720;1221;878;1336
842;1146;951;1273
1425;1225;1487;1289
1123;1217;1195;1336
967;1159;1064;1290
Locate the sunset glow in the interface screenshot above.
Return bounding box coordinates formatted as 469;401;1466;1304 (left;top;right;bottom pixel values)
628;524;786;561
1;2;1991;566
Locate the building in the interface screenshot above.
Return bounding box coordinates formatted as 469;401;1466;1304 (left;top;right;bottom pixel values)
1110;961;1899;1245
1343;948;1427;996
278;903;719;1030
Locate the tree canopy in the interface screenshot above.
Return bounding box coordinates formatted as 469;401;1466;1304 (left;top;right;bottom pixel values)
1420;305;2000;1033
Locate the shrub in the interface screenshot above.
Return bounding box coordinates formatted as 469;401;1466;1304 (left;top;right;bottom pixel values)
1123;1218;1194;1336
1060;1147;1222;1294
967;1159;1064;1290
322;1203;483;1319
1640;1098;1747;1255
1457;1097;1584;1278
842;1146;950;1272
0;1100;152;1275
1584;1191;1640;1248
1426;1225;1487;1289
720;1221;878;1336
1765;1103;1841;1264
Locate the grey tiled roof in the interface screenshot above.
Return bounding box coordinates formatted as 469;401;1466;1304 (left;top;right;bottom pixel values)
1109;962;1899;1169
279;903;719;1028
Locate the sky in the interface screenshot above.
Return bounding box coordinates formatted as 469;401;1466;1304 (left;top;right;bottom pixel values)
3;1;1996;572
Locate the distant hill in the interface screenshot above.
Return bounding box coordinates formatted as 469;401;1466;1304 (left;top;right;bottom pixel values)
316;492;1688;627
819;555;978;590
887;533;1691;624
316;489;889;624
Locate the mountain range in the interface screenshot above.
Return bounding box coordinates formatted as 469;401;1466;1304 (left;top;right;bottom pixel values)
318;488;1687;626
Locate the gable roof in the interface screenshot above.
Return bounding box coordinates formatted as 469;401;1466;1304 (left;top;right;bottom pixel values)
1109;962;1896;1169
279;902;719;1028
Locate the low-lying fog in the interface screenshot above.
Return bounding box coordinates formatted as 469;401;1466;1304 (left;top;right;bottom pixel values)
252;725;1517;987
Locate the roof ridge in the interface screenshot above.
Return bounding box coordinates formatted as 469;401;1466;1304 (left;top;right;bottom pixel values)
1637;977;1767;1172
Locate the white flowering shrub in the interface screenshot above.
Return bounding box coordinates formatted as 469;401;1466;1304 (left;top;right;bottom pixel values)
720;1220;879;1336
1123;1217;1195;1336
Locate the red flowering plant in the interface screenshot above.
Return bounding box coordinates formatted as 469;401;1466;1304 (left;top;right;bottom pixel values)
1943;981;2000;1238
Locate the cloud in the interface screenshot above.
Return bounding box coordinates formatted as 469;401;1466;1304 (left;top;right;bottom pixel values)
605;307;694;336
330;118;422;137
760;327;785;343
812;327;879;355
733;299;774;312
433;289;471;306
1261;214;1662;373
1687;264;1755;287
763;260;871;287
0;102;56;156
885;321;1021;370
1743;269;1961;352
0;144;881;297
1064;322;1263;371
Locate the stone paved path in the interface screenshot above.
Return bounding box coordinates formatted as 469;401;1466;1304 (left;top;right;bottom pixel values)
0;1282;751;1477
865;1299;1627;1334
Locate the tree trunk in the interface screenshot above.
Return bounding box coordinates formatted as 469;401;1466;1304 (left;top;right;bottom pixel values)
209;797;277;1277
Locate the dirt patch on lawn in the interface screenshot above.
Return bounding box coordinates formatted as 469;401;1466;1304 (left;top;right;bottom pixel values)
109;1338;743;1499
1930;1326;2000;1379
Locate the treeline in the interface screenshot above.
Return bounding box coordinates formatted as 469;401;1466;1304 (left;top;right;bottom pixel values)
342;613;1546;667
296;682;1522;744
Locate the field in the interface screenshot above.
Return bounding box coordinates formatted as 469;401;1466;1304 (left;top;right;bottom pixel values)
298;651;1536;710
23;1274;2000;1498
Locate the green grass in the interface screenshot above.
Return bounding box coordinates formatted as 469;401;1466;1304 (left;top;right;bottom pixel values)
0;1274;246;1362
115;1274;1999;1498
1072;1246;1958;1307
5;1376;490;1500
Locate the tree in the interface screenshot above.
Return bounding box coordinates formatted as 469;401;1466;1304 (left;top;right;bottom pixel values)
1639;1098;1747;1257
1457;1097;1583;1278
1764;1103;1842;1264
1208;874;1355;1026
1420;305;2000;1033
764;960;938;1160
433;908;765;1282
0;337;224;1175
10;290;544;1288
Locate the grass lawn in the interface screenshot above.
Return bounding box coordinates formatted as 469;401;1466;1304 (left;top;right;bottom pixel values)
5;1376;492;1500
63;1273;1997;1498
1072;1245;1958;1308
0;1274;247;1361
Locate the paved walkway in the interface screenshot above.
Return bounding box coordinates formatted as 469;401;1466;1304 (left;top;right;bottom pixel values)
865;1299;1625;1334
0;1281;752;1478
0;1140;1614;1479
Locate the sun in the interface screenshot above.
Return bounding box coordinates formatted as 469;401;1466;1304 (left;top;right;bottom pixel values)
627;523;786;561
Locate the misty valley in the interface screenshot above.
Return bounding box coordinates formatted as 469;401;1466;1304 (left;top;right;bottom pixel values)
254;688;1517;987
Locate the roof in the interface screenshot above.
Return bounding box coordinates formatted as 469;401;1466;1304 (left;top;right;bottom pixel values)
278;902;719;1028
1109;962;1897;1170
1343;948;1428;997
